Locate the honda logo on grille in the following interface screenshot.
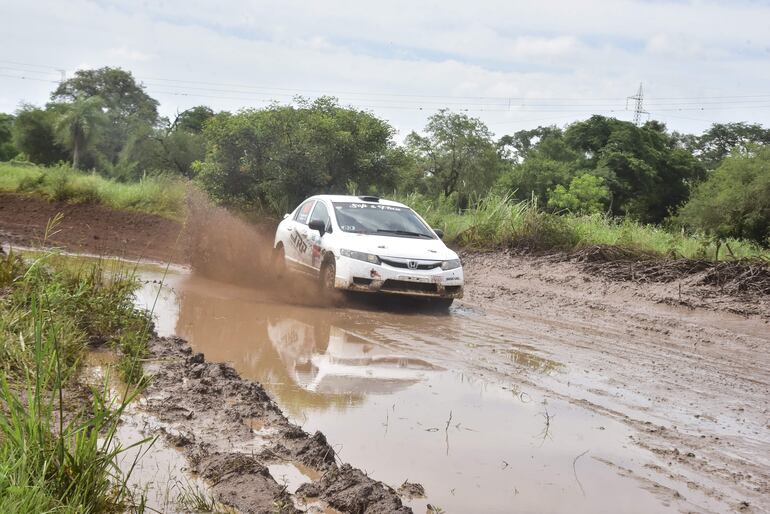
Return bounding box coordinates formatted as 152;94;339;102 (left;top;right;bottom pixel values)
407;260;418;269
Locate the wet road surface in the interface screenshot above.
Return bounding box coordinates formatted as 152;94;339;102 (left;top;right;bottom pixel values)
133;267;754;513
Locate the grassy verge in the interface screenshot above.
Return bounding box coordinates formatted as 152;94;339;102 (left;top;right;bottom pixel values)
0;161;186;220
0;244;153;512
399;193;769;261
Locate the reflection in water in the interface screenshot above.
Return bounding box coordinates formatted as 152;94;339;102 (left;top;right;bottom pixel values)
267;319;439;395
162;274;441;417
136;271;689;514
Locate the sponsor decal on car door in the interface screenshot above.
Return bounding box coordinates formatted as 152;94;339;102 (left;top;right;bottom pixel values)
287;200;314;264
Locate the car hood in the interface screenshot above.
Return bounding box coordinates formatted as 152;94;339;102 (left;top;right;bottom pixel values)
338;233;458;261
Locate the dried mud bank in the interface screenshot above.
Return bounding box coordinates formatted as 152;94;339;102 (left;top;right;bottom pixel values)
462;247;770;317
142;336;411;514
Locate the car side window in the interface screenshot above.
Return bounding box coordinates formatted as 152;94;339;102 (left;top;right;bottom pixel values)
309;201;332;232
293;200;315;225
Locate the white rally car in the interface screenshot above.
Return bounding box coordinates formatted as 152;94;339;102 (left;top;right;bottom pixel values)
273;195;463;307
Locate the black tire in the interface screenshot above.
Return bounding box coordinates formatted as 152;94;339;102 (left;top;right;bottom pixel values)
320;257;336;293
319;257;343;306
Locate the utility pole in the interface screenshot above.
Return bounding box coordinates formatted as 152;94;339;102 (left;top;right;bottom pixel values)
626;83;648;126
57;69;66;85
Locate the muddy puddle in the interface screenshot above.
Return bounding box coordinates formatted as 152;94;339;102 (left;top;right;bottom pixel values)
131;268;721;514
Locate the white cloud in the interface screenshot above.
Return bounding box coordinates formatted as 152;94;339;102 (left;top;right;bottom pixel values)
107;47;155;62
1;0;769;136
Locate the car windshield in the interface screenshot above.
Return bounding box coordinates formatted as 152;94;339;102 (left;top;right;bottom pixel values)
332;202;435;238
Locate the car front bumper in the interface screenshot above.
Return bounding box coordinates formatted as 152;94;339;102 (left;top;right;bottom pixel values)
334;256;464;298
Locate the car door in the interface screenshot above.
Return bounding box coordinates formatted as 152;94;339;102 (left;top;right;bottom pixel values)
285;199;315;267
304;200;332;270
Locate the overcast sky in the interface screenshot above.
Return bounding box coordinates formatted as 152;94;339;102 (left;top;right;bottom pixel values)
2;0;770;139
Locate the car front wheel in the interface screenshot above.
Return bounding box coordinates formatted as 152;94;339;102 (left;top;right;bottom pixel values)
320;257;336;294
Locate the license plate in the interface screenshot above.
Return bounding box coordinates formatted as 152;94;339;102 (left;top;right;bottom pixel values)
397;275;430;283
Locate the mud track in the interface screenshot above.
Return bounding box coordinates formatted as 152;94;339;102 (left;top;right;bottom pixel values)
144;336;410;513
2;193;769;512
0;193;183;263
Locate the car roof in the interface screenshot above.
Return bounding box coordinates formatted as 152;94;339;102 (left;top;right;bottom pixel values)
308;194;407;208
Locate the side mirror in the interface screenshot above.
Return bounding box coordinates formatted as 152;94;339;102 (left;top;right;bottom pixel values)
283;213;290;220
308;219;326;236
433;228;444;239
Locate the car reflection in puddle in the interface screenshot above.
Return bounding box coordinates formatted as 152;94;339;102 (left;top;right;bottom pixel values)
267;318;441;395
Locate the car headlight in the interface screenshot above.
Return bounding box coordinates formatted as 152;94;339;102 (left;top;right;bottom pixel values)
441;259;461;270
340;248;380;264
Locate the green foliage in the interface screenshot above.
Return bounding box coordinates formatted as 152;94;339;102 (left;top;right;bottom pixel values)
396;193;767;260
497;157;573;205
198;97;398;212
499;116;703;223
0;162;186;219
12;105;68;165
0;113;17;161
693;122;770;171
406;109;502;201
678;146;770;245
52;67;159;170
52;96;108;169
548;173;610;214
0;249;152;512
175;106;215;134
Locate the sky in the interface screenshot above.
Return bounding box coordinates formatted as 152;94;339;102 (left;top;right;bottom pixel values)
2;0;770;139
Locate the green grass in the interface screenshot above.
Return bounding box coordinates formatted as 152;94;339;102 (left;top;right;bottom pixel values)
397;192;769;261
0;243;155;512
0;161;187;220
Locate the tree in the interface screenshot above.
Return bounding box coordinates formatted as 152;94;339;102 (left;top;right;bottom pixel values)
406;110;501;201
196;97;398;211
175;106;215;134
0;113;17;161
52;67;158;122
678;146;770;245
12;105;68;165
548;173;610;214
51;67;159;168
497;126;563;163
53;97;107;169
564;116;703;222
694;122;770;171
497;156;574;206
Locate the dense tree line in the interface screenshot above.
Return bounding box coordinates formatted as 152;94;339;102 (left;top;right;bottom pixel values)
1;66;768;246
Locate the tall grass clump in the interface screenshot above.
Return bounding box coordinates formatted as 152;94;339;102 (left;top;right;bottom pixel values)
0;162;186;220
0;246;154;511
396;192;769;261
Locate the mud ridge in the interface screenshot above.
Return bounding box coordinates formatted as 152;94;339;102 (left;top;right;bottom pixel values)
571;244;770;295
141;336;412;514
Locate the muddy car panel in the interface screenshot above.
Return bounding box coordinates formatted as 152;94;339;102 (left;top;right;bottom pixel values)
335;253;464;298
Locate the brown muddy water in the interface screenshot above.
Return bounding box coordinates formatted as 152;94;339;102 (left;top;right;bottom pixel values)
132;267;719;514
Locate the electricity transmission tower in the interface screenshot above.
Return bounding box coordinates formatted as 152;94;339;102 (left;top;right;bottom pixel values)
626;83;648;126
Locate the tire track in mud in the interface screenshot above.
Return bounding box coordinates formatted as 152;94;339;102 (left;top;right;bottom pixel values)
141;336;412;514
326;256;769;512
448;253;770;513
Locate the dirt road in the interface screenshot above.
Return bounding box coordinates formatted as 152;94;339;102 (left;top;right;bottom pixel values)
132;252;769;513
2;194;769;512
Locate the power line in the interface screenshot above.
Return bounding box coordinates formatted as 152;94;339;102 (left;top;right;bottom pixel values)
4;58;770;104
